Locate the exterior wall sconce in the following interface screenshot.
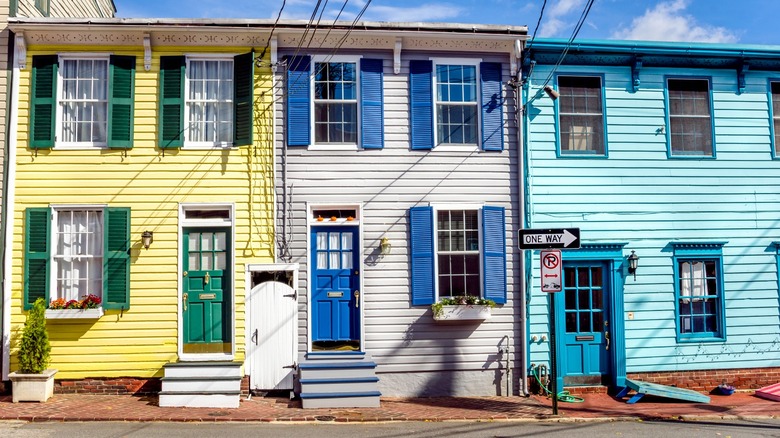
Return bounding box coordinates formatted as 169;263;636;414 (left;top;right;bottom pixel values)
142;231;154;249
627;250;639;281
380;236;392;255
543;85;560;100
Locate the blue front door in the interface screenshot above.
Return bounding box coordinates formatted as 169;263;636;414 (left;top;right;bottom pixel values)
311;226;360;349
560;261;611;385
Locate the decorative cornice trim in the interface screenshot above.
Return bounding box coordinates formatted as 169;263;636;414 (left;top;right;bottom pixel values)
15;32;26;69
394;37;402;74
270;36;277;73
143;33;151;71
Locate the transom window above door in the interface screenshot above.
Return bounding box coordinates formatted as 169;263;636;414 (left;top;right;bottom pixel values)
314;61;358;144
186;58;234;146
58;57;109;147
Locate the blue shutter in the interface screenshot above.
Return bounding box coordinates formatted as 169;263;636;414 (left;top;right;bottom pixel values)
286;55;311;146
410;206;435;306
482;206;506;304
360;58;384;149
409;60;433;150
480;62;504;151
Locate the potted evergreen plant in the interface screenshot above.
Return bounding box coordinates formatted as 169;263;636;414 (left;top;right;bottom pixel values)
9;298;57;402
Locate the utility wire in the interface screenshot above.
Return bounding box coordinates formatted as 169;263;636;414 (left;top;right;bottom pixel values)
257;0;287;63
525;0;548;52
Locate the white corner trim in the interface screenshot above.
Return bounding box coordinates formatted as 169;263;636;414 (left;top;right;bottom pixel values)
143;33;152;71
3;39;23;380
394;38;402;74
511;39;522;77
15;33;26;70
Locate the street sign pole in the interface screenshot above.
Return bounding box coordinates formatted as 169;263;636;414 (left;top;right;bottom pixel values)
550;295;558;415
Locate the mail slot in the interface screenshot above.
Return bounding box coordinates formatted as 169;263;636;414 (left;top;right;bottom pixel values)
199;293;216;300
327;291;343;298
576;335;595;341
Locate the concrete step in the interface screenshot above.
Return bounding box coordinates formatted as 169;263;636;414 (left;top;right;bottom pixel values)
299;377;379;394
300;391;381;409
298;361;378;380
161;376;241;393
158;391;241;409
163;361;242;379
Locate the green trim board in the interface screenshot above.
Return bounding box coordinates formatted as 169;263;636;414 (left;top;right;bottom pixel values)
616;379;711;404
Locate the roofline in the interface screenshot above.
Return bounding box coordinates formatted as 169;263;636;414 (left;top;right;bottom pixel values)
8;17;528;37
528;38;780;59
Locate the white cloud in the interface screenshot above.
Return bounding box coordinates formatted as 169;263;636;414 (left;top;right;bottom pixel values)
538;0;586;37
363;3;465;22
611;0;737;43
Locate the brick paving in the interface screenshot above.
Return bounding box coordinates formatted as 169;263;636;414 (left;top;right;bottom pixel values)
0;391;776;423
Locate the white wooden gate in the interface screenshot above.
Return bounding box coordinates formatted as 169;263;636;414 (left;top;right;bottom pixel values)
246;266;298;391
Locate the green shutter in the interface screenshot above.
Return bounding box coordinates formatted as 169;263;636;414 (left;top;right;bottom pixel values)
158;56;185;149
24;208;51;310
103;207;131;310
108;55;136;149
30;55;58;149
233;52;254;147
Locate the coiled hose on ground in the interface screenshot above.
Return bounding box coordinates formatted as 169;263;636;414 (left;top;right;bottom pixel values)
531;366;585;403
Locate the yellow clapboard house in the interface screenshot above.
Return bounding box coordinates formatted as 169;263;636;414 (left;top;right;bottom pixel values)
4;20;276;407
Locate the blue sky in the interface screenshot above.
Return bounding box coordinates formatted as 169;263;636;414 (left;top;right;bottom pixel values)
115;0;780;46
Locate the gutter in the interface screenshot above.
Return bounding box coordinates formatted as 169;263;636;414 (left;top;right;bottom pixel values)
529;38;780;59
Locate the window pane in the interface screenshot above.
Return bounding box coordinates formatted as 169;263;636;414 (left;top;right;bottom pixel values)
186;59;233;145
558;76;604;155
668;79;713;156
59;59;108;146
54;209;103;301
201;232;213;251
215;232;226;251
579;312;591;333
342;251;353;269
329;252;339;269
201;254;212;270
566;313;577;333
215;252;226;270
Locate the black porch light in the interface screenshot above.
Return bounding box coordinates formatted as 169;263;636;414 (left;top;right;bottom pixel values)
627;250;639;281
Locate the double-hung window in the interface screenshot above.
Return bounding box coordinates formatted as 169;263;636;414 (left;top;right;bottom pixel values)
435;63;478;145
409;205;507;305
186;58;234;146
672;242;726;342
556;75;605;156
23;207;131;312
770;81;780;157
58;57;109;147
667;78;714;157
314;60;358;144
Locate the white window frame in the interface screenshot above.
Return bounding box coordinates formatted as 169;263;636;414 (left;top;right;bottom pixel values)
55;54;111;150
432;203;484;300
48;204;108;306
183;54;236;149
310;55;362;151
431;57;482;150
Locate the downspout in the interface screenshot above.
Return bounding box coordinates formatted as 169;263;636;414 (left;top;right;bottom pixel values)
2;30;20;381
514;38;530;397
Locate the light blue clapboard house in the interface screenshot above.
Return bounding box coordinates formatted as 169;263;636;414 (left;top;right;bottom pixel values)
523;39;780;393
261;22;529;406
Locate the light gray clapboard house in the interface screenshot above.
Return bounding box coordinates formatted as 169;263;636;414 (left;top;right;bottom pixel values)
268;22;527;405
0;0;115;390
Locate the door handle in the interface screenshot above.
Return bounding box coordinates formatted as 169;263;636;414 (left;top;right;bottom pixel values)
354;290;360;308
252;328;258;346
182;293;188;311
605;329;610;351
204;272;210;284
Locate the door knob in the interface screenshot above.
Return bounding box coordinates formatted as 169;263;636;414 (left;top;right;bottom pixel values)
605;329;610;351
354;290;360;308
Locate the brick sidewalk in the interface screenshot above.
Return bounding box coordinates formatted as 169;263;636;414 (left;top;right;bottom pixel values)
0;392;776;423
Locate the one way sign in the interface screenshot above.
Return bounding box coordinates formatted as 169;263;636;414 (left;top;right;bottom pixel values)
518;228;581;250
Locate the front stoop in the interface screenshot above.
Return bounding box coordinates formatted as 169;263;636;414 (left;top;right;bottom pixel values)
159;362;242;408
298;352;381;408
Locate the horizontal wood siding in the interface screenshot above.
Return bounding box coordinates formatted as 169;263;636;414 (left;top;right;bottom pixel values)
10;45;275;378
15;0;114;18
274;51;522;382
527;64;780;372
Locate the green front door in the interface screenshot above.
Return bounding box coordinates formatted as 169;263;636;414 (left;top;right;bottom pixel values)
183;228;231;354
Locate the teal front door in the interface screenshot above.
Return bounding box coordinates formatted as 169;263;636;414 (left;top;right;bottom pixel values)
183;228;231;354
560;261;611;385
311;226;360;350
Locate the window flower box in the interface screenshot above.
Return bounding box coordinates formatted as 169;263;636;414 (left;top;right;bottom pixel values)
431;297;495;322
45;308;104;320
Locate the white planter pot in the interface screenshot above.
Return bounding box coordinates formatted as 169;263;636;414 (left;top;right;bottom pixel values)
433;305;492;322
45;308;104;319
9;369;58;403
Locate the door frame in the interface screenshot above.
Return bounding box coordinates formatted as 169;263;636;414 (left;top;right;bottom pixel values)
178;203;236;361
553;243;627;391
306;203;364;352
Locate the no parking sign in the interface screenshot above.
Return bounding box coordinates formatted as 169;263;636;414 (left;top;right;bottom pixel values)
540;249;562;293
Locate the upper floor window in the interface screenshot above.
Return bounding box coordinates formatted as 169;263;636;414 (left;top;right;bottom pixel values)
58;57;109;148
435;64;478;145
314;61;357;144
185;58;234;146
667;78;713;157
672;242;726;342
556;76;605;156
771;81;780;157
35;0;50;16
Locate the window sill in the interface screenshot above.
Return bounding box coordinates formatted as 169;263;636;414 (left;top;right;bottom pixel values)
45;308;104;320
433;305;492;322
677;335;725;343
